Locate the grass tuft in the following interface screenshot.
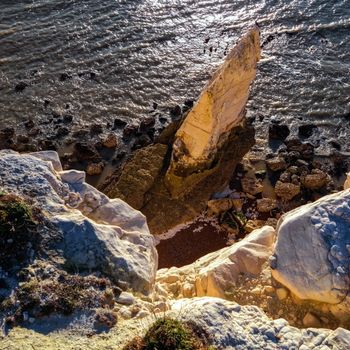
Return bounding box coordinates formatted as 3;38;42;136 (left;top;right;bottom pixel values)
123;317;213;350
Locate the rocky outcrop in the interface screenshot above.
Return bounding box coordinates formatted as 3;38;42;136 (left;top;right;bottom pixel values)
156;226;275;299
166;26;260;197
0;150;157;294
173;298;350;350
101;27;259;235
4;297;350;349
101;144;168;210
271;189;350;320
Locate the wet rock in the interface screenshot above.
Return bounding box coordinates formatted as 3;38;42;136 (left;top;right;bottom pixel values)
290;174;300;185
269;124;290;141
241;176;263;196
169;104;182;119
184;99;194;109
24;119;35;129
113;118;127;130
295;159;309;167
256;198;278;213
28;127;40;137
72;129;89;138
17;135;30;144
301;169;328;190
279;171;291;183
122;124;138;140
38;139;57;151
94;140;103;149
255;169;266;179
73;142;100;162
59;72;72;81
274;181;300;200
1;127;15;138
330;140;341;151
132;134;152;150
90;124;103;134
63;114;74;123
139;116;156;132
86;162;104;176
287;151;301;162
285;139;314;159
287;166;299;175
266;157;287;172
301;149;314;160
102;133;118;148
112;150;127;163
298;124;317;138
14;81;28;92
159;116;168;124
56;127;70;138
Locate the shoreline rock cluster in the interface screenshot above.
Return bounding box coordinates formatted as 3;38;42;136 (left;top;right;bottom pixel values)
0;99;188;184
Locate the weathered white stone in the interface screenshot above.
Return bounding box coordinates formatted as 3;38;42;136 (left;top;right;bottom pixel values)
171;298;350;350
117;292;135;306
156;226;275;299
166;26;260;193
0;150;157;294
272;189;350;315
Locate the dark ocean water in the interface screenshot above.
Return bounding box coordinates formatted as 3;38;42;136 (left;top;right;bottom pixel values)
0;0;349;151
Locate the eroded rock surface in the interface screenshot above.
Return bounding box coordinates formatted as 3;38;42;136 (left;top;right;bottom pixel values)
166;26;260;197
156;226;275;299
271;189;350;319
0;150;157;294
173;298;350;350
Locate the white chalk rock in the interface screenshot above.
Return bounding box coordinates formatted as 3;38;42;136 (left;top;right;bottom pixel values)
0;150;157;294
166;26;260;195
272;189;350;307
157;226;275;298
172;297;350;350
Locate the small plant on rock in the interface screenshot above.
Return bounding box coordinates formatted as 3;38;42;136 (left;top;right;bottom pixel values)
123;317;213;350
0;193;38;271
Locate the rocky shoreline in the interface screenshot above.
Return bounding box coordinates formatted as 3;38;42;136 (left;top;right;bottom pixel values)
1;26;350;349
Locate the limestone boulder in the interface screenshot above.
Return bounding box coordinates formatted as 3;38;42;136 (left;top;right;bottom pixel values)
172;297;350;350
166;26;260;197
156;226;275;299
271;189;350;316
0;150;157;294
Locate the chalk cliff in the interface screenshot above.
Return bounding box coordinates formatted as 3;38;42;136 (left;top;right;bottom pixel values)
0;150;157;294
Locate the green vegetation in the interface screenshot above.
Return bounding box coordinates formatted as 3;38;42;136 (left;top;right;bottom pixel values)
123;317;213;350
0;192;37;270
220;210;247;233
